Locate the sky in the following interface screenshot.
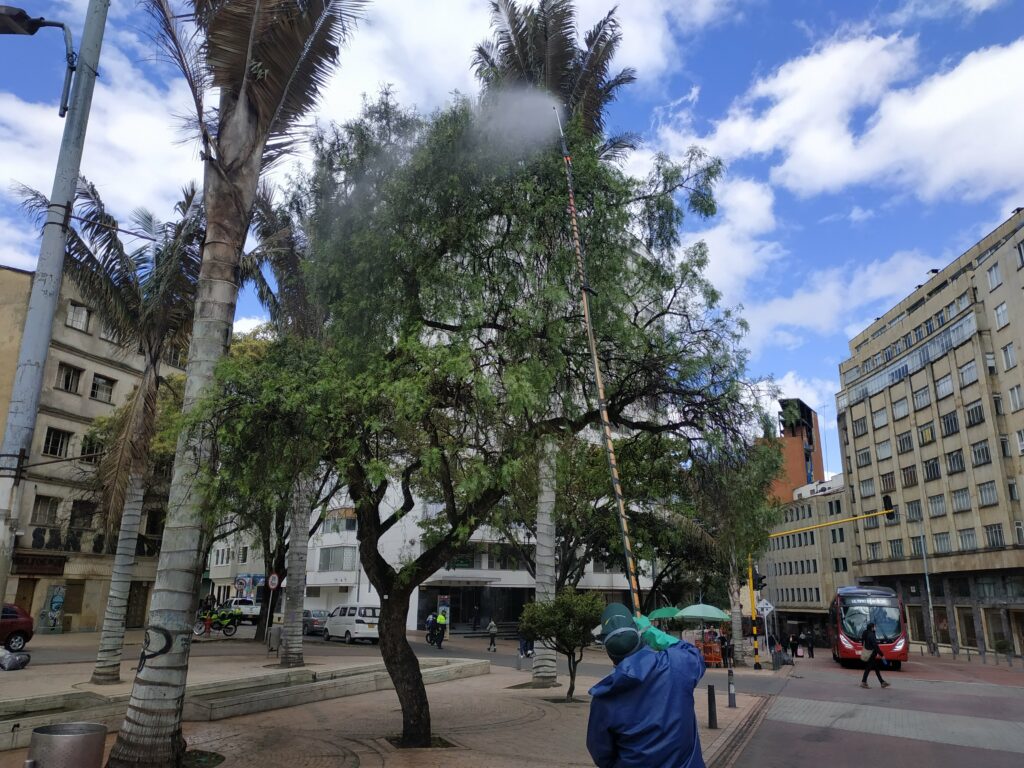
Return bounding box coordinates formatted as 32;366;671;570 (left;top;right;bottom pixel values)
2;0;1023;475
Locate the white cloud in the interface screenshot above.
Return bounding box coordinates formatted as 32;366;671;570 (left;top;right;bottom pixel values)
682;176;784;299
0;216;40;271
848;205;875;223
885;0;1006;25
658;34;1024;205
774;371;839;420
232;316;268;335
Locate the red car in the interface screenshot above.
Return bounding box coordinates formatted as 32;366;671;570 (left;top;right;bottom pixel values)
1;603;34;652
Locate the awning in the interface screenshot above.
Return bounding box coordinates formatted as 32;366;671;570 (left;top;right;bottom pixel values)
424;575;499;587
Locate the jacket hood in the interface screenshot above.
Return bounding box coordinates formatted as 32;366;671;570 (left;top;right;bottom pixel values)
589;647;660;697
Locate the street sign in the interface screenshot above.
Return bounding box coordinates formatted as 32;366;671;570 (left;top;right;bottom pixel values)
756;598;774;616
268;573;280;590
234;577;247;592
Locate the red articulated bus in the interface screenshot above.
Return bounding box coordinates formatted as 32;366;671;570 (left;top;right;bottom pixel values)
828;586;908;671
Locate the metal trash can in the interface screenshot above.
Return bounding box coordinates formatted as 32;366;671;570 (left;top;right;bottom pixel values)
28;722;107;768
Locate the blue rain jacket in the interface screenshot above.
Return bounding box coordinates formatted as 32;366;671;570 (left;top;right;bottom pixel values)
586;641;706;768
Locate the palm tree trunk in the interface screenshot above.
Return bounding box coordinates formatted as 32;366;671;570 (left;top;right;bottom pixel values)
729;571;745;666
107;99;263;767
532;439;557;687
90;476;146;684
279;477;315;667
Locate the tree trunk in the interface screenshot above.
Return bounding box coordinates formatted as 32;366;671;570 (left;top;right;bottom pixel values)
90;476;146;684
256;547;286;643
107;94;263;768
566;653;577;701
728;572;745;666
532;439;558;687
280;478;315;667
379;590;432;746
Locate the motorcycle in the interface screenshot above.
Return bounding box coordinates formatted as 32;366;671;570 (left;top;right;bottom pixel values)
193;608;242;637
425;624;444;649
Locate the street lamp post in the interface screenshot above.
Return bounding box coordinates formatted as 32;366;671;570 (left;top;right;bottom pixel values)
0;1;111;606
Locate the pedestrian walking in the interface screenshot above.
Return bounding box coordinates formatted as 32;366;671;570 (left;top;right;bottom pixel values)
487;618;498;652
788;633;798;660
805;629;815;659
860;622;890;689
588;604;705;767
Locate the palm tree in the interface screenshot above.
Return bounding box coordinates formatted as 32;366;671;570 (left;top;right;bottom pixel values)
108;3;365;765
21;180;202;685
473;0;638;157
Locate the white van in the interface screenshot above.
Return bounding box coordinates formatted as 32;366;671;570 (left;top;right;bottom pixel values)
323;603;381;644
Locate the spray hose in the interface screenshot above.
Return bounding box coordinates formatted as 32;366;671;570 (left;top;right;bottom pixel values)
554;110;642;617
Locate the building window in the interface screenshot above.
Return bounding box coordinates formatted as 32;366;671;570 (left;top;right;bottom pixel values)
1003;343;1017;371
872;407;888;429
928;494;947;518
913;387;931;410
935;374;953;399
995;302;1009;329
831;528;845;543
867;543;881;560
834;557;848;572
89;375;116;404
880;472;896;492
55;363;83;394
876;440;892;460
918;421;936;446
958;528;977;550
70;500;96;529
986;352;997;374
958;360;978;387
951;488;972;513
987;262;1002;290
1017;429;1024;454
318;545;358;572
910;535;924;555
965;400;985;427
1017;241;1024;269
889;539;904;558
905;500;923;521
1011;385;1024;412
978;480;998;507
31;495;60;525
79;434;102;464
860;478;876;498
897;431;914;454
994;395;1004;415
923;458;941;481
856;448;872;468
892;398;909;419
42;427;73;457
901;464;918;488
946;449;965;474
970;439;991;467
852;417;868;437
1010;480;1019;500
940;410;960;437
985;523;1005;548
238;546;248;564
65;303;91;332
1001;435;1011;457
864;512;880;529
934;532;951;553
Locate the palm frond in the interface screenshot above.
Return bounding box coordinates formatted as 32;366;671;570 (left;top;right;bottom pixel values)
534;0;576;97
490;0;533;85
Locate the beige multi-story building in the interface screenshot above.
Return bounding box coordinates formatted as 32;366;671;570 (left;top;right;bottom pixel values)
835;208;1024;656
1;265;178;632
762;474;855;640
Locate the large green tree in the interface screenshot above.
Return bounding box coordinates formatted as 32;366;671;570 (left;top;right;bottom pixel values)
212;92;759;747
109;3;365;765
23;179;202;685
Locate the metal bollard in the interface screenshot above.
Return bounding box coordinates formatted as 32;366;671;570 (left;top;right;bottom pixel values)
707;685;718;730
727;668;737;708
28;723;106;768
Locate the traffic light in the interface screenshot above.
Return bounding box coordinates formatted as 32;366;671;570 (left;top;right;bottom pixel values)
753;571;767;591
883;495;897;522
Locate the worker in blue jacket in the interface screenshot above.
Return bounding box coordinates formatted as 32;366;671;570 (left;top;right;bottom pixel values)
587;603;705;768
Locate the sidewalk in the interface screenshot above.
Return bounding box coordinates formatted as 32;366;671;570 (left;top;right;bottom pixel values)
0;666;764;768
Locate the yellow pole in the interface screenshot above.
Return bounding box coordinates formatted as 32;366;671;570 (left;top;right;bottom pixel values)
749;555;761;670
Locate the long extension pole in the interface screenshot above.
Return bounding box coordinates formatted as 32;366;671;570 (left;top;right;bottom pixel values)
555;111;641;616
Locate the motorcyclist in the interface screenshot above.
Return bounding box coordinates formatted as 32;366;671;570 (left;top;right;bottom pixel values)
435;610;448;649
587;603;706;768
425;612;437;645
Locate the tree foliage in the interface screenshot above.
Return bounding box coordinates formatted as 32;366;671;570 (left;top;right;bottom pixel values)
519;589;603;700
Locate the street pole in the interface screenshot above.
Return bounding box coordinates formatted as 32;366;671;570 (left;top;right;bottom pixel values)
0;0;111;604
921;537;937;655
748;555;761;670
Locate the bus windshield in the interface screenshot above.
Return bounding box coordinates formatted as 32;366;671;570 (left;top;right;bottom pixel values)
840;597;901;642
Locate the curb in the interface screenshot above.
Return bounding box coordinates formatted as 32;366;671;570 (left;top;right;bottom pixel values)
704;695;771;768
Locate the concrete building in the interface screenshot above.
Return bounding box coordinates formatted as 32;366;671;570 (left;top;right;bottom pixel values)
1;265;177;631
762;474;855;640
835;208;1024;656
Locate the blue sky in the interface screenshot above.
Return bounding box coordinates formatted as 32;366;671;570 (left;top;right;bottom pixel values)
2;0;1023;475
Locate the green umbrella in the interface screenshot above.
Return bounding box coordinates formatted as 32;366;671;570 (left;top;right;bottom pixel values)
648;606;680;621
676;603;730;622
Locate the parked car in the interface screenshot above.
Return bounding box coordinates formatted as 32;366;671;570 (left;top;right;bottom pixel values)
218;597;262;625
1;604;34;652
303;609;328;636
323;603;380;644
